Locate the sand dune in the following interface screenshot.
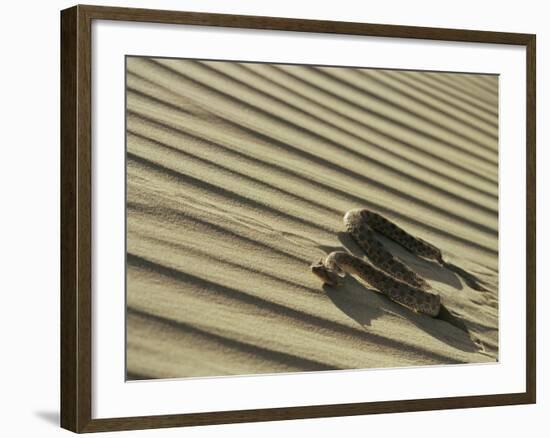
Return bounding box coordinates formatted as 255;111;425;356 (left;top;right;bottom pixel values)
125;57;498;379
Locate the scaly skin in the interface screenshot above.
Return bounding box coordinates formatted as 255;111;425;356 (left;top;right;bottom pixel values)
357;209;444;263
311;251;441;317
344;209;432;289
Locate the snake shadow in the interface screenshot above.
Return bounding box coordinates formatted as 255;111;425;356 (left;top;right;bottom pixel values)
325;277;479;353
323;276;384;327
442;261;489;292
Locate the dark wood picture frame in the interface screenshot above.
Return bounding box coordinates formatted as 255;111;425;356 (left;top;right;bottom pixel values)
61;4;536;433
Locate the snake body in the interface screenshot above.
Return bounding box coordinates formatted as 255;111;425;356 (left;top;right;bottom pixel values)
311;208;443;317
344;210;431;289
352;210;444;263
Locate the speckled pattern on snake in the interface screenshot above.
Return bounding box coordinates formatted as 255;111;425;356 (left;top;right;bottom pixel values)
311;208;443;317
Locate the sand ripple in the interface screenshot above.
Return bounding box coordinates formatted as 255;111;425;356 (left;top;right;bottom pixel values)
126;57;499;379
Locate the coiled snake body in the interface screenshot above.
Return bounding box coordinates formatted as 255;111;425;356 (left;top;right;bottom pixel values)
311;209;443;317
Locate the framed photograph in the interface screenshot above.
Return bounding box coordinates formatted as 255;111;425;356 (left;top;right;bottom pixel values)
60;4;536;433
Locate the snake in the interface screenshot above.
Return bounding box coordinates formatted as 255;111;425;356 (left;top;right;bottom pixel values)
310;208;443;317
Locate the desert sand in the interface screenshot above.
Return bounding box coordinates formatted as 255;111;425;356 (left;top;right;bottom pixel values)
125;57;499;380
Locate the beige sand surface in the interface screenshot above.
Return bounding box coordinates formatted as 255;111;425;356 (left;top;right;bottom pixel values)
125;57;499;379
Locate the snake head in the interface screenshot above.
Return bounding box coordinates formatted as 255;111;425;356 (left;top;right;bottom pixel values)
310;258;340;286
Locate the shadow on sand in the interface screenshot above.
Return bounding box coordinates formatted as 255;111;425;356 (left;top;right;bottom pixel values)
316;233;483;354
323;277;479;354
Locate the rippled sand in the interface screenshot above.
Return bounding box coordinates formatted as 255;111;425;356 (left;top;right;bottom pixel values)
125;57;499;380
